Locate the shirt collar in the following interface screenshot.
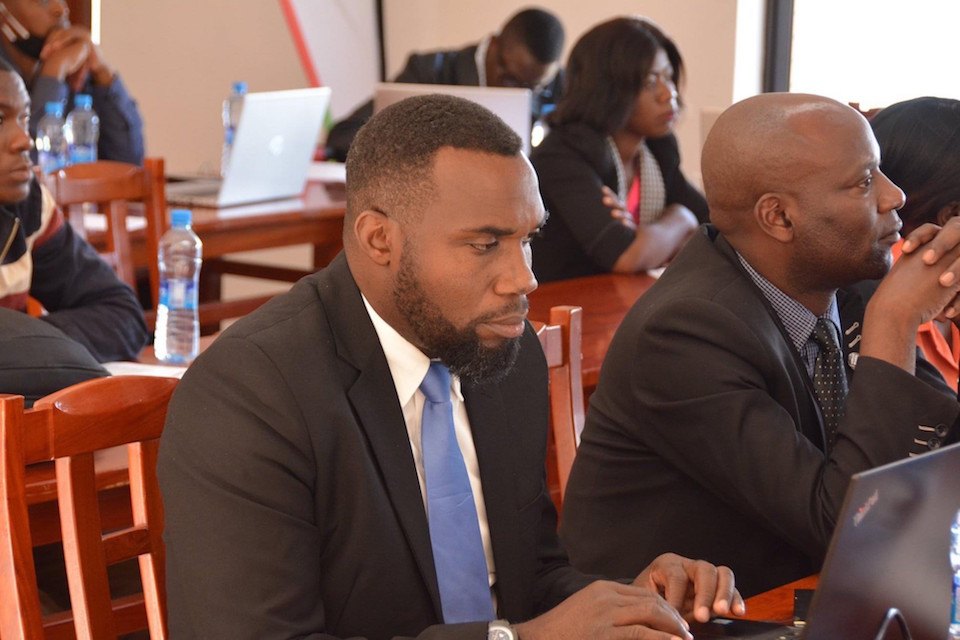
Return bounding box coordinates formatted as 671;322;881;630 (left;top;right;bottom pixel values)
361;294;465;406
736;253;841;351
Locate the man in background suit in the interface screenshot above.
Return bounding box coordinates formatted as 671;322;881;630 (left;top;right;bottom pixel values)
159;94;743;639
325;7;565;162
561;93;960;597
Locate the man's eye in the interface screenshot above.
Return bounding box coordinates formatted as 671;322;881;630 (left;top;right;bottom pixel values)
471;240;499;252
860;176;874;189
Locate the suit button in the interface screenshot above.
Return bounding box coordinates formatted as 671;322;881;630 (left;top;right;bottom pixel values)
936;423;950;438
928;437;941;450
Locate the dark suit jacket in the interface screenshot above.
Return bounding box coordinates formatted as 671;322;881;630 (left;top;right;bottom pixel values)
560;226;960;597
325;43;564;161
530;122;708;283
158;254;592;639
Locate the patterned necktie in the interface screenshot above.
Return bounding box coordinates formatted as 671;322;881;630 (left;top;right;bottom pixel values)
420;362;494;623
810;318;848;450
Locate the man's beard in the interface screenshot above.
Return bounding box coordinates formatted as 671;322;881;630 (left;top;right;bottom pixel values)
394;249;523;385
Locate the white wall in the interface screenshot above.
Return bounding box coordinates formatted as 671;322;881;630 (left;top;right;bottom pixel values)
102;0;308;176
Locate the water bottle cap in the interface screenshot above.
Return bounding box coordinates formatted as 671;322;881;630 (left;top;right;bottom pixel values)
232;81;248;96
170;208;192;228
74;94;93;109
44;101;63;117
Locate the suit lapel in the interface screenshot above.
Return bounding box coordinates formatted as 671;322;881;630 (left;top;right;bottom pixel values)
713;233;827;450
323;255;443;619
462;381;525;619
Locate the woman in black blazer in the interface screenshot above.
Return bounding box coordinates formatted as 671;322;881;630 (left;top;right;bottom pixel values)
531;17;707;282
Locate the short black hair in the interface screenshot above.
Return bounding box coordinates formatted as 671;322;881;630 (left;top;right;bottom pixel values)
551;16;684;134
499;7;565;65
871;97;960;231
345;94;522;224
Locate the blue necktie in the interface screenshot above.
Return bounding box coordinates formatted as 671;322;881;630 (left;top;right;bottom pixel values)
420;362;495;623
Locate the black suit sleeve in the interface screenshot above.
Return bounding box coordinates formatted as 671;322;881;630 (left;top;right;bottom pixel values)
532;134;635;272
30;208;147;362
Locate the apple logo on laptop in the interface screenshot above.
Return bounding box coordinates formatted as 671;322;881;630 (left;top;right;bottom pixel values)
268;135;285;157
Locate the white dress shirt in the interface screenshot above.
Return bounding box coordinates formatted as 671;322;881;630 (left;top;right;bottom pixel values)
362;296;497;591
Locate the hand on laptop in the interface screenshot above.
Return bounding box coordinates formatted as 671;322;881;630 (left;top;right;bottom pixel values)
513;580;694;640
634;552;745;623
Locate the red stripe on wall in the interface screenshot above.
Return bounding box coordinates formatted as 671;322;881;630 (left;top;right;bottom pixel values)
278;0;322;87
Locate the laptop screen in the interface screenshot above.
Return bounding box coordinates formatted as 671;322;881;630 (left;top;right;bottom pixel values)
803;442;960;639
373;83;532;155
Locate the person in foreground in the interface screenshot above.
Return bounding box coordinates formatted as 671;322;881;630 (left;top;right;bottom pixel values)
870;96;960;388
0;59;147;362
159;94;743;639
560;93;960;597
0;0;144;164
325;7;564;162
530;16;704;282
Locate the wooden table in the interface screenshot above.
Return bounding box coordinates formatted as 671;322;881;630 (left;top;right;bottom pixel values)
741;575;819;624
528;272;657;390
89;180;347;268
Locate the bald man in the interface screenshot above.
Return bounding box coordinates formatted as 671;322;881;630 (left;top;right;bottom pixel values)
560;93;960;596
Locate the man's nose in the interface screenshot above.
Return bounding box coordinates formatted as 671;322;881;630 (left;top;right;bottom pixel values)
496;243;538;297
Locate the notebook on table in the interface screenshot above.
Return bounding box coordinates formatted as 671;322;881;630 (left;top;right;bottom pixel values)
372;82;532;154
167;87;331;208
692;441;960;639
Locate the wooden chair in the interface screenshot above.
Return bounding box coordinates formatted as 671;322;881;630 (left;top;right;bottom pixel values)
43;158;167;312
0;375;177;639
535;305;585;514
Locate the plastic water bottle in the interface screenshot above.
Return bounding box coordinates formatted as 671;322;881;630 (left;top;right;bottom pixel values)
64;93;99;165
35;101;67;175
949;509;960;638
220;81;247;177
155;209;203;364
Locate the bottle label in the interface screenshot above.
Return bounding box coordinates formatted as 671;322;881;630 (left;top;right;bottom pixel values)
38;151;66;175
953;572;960;624
69;145;97;164
159;278;198;311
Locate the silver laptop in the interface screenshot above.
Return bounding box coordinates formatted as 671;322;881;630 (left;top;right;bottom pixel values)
167;87;331;208
693;441;960;639
373;82;532;154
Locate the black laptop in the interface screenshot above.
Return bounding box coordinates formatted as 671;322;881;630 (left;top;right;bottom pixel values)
693;442;960;639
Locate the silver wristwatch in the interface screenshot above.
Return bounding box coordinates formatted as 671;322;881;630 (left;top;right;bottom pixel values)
488;619;517;640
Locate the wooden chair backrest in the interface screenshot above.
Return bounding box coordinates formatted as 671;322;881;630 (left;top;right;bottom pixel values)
534;305;585;514
0;375;177;640
44;158;167;310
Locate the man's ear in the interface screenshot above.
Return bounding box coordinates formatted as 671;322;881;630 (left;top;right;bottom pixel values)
754;192;795;243
936;202;960;227
353;209;397;266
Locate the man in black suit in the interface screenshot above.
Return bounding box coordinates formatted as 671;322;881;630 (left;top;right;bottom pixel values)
325;7;565;162
561;93;960;597
159;94;743;639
